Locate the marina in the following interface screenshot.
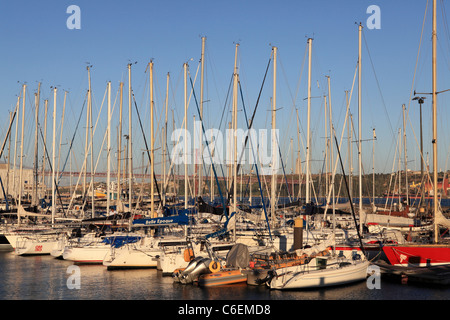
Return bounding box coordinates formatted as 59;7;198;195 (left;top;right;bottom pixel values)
1;1;450;305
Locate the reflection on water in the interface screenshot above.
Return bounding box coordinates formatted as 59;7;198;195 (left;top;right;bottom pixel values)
0;250;449;300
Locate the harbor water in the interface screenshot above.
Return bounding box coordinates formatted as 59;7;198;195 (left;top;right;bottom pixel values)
1;250;449;301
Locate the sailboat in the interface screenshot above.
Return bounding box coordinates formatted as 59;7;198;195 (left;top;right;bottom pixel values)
382;0;450;268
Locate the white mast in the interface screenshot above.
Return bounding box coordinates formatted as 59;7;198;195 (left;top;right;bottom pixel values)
327;76;336;225
117;82;123;211
402;104;408;205
149;60;155;218
33;83;41;207
358;23;364;234
199;36;206;197
432;0;439;243
306;38;312;204
18;84;26;215
128;63;133;213
88;67;95;218
52;87;57;226
184;62;188;210
271;46;277;222
233;43;239;218
107;81;111;214
163;72;170;207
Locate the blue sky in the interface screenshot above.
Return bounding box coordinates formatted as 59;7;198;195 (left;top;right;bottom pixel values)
0;0;449;181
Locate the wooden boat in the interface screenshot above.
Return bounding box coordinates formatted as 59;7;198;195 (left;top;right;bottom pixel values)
197;268;247;287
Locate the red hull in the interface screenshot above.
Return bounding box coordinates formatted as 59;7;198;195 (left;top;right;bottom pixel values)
382;244;450;266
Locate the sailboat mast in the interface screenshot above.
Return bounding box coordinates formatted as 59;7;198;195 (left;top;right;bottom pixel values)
87;66;95;218
52;87;57;225
18;84;26;212
402;104;408;204
163;72;170;207
306;38;312;204
358;23;363;234
199;36;206;197
271;46;277;224
233;43;239;217
128;63;133;213
107;81;111;214
184;62;188;210
118;82;123;210
33;82;41;207
432;0;439;243
149;60;155;218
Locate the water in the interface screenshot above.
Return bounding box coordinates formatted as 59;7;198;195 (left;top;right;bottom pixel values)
1;250;449;302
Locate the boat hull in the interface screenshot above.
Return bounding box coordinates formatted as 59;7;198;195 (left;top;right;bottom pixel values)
382;244;450;267
198;269;247;287
15;240;59;256
103;246;159;269
270;259;369;289
62;246;110;264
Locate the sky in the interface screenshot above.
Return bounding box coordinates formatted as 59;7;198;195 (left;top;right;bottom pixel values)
0;0;449;183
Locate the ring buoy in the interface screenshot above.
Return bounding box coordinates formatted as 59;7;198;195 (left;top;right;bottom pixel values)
209;260;221;273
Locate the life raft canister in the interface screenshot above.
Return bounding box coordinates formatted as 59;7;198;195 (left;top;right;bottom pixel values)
183;248;194;262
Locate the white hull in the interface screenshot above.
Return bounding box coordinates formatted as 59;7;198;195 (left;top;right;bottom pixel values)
158;249;192;275
14;239;59;255
270;257;369;289
103;245;160;269
62;245;111;264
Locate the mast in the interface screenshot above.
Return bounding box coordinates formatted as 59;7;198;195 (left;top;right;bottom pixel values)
33;83;41;207
163;72;169;207
149;60;155;218
117;82;123;211
233;43;239;219
295;108;302;199
271;46;277;225
107;81;111;214
432;0;439;243
358;23;364;234
88;66;95;218
402;104;408;204
199;36;206;197
128;63;133;213
18;84;26;214
306;38;312;204
184;62;188;210
327;76;336;226
52;87;57;225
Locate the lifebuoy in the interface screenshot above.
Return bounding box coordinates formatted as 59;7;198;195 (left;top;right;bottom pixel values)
209;260;221;273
